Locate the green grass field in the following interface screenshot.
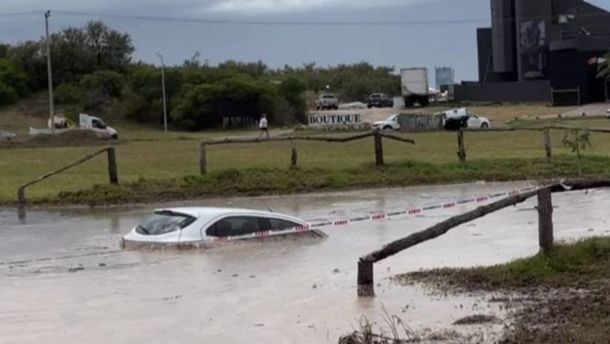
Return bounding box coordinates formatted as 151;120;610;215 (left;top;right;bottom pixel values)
2;101;610;204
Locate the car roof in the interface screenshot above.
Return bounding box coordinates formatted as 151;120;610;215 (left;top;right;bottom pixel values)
154;207;304;223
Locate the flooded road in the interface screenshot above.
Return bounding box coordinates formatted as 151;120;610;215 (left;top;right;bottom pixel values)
1;182;609;343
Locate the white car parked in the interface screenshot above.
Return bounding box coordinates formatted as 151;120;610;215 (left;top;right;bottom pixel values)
122;207;324;248
440;108;491;130
372;114;400;131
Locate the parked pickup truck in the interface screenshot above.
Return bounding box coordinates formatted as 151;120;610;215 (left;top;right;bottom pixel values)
315;94;339;110
367;93;394;108
30;113;118;139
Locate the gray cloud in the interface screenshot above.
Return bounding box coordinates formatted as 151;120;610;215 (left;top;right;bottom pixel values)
1;0;432;14
203;0;427;13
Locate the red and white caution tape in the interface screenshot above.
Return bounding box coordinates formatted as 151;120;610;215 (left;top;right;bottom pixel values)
210;185;540;242
304;185;540;229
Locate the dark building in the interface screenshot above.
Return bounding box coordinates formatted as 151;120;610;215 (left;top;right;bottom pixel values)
456;0;610;105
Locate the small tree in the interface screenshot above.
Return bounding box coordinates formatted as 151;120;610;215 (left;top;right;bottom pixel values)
561;128;592;175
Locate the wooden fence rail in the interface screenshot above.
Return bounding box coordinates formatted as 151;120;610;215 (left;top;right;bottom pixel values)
356;180;610;297
457;125;610;162
199;131;415;174
17;147;118;208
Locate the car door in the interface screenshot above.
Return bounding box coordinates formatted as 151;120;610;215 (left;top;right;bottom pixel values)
467;115;482;128
205;216;263;238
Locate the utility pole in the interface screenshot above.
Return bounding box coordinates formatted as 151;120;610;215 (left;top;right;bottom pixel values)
156;53;168;133
45;10;55;134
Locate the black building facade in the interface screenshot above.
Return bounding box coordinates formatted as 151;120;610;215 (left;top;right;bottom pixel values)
456;0;610;105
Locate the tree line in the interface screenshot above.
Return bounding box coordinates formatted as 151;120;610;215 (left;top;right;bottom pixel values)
1;21;401;129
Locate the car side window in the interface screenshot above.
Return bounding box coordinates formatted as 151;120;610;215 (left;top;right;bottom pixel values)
92;119;106;129
268;218;301;231
206;216;263;237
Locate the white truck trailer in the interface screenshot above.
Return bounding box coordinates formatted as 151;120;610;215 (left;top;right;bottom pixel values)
400;67;430;107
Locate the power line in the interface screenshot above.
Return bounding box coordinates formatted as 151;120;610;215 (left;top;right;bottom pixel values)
3;8;610;28
53;10;489;27
0;10;43;17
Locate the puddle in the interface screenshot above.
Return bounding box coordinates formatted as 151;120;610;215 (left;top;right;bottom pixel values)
1;181;608;343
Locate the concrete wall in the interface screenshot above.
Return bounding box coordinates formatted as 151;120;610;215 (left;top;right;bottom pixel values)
455;80;551;102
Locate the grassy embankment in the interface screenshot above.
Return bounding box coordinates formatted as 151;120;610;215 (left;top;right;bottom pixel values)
2;101;610;205
397;237;610;343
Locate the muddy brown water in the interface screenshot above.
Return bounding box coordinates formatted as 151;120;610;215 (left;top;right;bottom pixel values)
1;182;609;343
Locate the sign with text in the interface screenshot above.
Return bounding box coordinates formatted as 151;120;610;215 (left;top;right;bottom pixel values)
308;113;364;129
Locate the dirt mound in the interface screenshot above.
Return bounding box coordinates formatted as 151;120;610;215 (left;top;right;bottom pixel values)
0;130;111;149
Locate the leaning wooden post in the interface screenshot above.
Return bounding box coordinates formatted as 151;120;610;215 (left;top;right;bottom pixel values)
374;130;384;166
106;147;119;185
543;127;552;159
357;259;375;297
537;187;554;255
199;142;208;175
457;129;466;162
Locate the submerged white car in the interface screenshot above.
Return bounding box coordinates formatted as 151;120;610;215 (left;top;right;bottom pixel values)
122;207;323;248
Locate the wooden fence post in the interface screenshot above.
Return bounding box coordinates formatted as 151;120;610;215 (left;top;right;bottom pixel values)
374;130;384;166
543;128;552;159
17;188;26;208
290;140;298;169
537;187;554;255
357;259;375;297
457;129;466;162
200;143;208;175
106;147;119;185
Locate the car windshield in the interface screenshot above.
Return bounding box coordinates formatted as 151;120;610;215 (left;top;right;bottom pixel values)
136;211;196;236
92;119;107;129
386;115;397;121
322;95;335;99
370;94;381;98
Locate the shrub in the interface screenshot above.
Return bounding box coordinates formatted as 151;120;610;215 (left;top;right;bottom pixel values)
123;89;163;123
0;80;18;105
276;76;307;124
171;76;278;130
55;84;86;104
80;70;125;99
0;58;29;97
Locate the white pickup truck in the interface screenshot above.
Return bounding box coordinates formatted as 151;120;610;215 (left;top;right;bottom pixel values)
30;113;118;139
315;94;339;110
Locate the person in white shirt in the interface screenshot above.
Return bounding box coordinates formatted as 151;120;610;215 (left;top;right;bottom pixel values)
258;114;269;138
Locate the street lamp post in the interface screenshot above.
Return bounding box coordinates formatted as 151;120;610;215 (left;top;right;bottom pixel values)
156;53;168;133
45;10;55;134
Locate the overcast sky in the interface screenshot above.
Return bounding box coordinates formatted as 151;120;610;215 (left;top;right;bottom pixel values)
1;0;609;82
